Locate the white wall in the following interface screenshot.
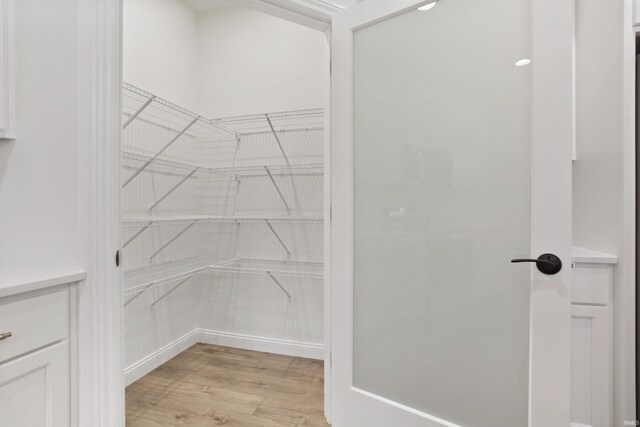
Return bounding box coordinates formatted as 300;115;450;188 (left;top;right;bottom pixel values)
193;5;326;348
0;0;81;270
123;0;199;111
196;6;326;117
573;0;630;424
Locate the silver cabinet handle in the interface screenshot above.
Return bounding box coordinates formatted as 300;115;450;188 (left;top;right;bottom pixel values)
0;332;12;341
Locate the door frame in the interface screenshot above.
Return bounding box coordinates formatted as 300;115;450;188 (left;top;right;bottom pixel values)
76;0;123;426
82;0;584;426
330;0;574;426
80;1;337;426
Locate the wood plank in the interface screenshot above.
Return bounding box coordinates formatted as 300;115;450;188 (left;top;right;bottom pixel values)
139;397;292;427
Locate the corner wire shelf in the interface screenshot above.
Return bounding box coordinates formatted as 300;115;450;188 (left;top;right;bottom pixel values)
122;151;324;180
122;82;324;304
124;257;323;305
123;215;322;260
123;215;324;228
122;82;324;212
123;82;237;139
212;109;324;136
211;258;323;280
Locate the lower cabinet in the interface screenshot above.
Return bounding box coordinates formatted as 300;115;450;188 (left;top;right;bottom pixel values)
0;341;69;427
570;260;614;427
0;278;77;427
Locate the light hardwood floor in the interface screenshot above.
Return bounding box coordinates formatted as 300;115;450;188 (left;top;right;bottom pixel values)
126;344;330;427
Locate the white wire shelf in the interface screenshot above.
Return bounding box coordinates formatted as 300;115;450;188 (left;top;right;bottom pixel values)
123;257;323;303
210;258;324;280
124;256;215;298
122;83;325;304
123;215;324;228
123;83;237;139
212;109;324;136
123;82;323;138
122;83;324;189
122;151;323;179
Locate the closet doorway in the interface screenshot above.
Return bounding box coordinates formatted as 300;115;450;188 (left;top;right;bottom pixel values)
119;1;330;426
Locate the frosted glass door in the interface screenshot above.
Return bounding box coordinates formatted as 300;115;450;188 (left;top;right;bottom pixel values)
352;2;530;427
330;1;573;426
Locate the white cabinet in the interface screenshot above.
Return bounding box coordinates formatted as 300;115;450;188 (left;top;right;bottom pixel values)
0;270;84;427
0;287;68;362
570;248;616;427
0;0;14;140
0;341;69;427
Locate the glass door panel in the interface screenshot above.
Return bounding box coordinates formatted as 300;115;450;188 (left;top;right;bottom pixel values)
352;2;532;426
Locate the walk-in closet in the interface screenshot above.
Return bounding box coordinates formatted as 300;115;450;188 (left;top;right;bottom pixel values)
121;1;328;425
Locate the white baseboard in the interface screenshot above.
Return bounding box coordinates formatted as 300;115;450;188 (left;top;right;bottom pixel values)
125;329;324;386
570;423;593;427
124;329;200;386
196;329;324;360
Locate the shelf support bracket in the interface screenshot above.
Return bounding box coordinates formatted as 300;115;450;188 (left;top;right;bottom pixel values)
148;167;200;211
124;281;156;307
123;116;200;188
150;276;193;307
265;220;291;256
123;95;156;130
123;222;152;248
149;220;199;260
265;166;290;212
265;114;290;164
266;271;292;300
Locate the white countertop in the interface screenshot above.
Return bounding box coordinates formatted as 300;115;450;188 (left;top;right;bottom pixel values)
0;268;86;298
572;246;618;265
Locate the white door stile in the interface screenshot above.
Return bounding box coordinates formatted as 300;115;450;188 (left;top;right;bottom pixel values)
529;1;573;426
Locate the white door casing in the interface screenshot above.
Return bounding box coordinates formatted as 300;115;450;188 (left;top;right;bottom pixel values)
330;0;573;426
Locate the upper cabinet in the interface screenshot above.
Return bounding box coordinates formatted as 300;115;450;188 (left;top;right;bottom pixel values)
0;0;14;140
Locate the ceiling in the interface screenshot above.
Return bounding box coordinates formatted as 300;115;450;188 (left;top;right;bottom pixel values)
183;0;234;12
182;0;355;14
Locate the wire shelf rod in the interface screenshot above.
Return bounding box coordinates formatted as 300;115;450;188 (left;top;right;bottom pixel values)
265;166;291;212
265;220;291;256
123;95;156;130
148;221;199;260
149;276;193;307
267;272;292;300
265;113;290;165
148;167;200;211
123;222;151;248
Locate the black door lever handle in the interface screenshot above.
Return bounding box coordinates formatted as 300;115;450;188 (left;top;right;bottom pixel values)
511;253;562;275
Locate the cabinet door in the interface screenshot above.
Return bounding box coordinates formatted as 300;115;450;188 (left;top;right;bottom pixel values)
571;304;611;427
0;341;69;427
0;0;13;139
